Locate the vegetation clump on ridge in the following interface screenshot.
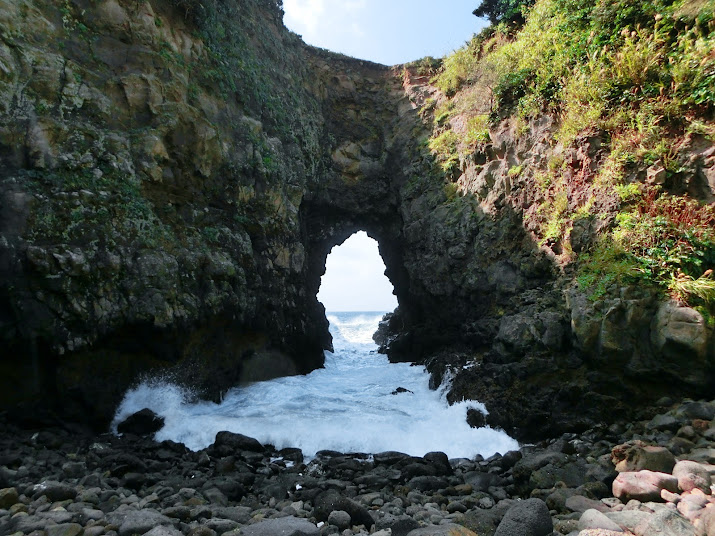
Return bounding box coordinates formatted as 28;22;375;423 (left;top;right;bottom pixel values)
426;0;715;311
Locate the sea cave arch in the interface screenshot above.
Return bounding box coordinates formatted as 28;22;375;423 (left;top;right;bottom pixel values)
301;202;416;355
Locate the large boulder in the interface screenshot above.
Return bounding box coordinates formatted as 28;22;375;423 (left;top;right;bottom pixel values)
672;460;715;494
611;441;676;473
494;498;553;536
116;408;164;436
612;471;679;502
313;490;375;529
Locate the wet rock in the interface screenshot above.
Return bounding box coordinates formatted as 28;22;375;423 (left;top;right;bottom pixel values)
116;408;165;436
493;498;552;536
32;480;78;502
212;432;265;454
612;471;679;502
466;408;487;428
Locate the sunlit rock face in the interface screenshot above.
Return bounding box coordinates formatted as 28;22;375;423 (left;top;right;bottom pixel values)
0;0;712;436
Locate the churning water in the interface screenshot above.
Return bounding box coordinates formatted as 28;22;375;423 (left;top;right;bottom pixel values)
112;312;518;458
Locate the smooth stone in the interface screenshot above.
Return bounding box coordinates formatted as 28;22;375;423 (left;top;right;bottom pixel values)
612;471;679;502
327;510;351;530
494;498;553;536
0;488;19;509
672;460;714;494
578;510;623;532
107;509;176;536
239;516;319;536
32;481;78;502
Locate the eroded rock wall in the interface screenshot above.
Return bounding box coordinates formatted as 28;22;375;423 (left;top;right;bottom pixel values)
0;0;712;438
0;0;407;425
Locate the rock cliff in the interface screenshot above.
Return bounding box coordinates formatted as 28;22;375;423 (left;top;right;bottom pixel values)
0;0;713;438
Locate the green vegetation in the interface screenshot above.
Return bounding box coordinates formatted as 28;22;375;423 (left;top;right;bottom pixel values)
428;0;715;307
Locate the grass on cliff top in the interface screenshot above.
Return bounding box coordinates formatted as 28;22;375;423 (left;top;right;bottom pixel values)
424;0;715;307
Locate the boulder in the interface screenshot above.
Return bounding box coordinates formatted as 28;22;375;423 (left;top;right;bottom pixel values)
116;408;164;436
31;480;78;502
578;509;623;532
0;487;19;509
611;441;676;473
212;431;264;453
313;489;374;529
673;460;714;493
327;510;351;530
612;471;679;502
494;498;553;536
107;509;176;536
651;302;710;385
633;508;696;536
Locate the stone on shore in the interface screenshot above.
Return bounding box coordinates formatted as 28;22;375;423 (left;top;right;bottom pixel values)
494;498;553;536
672;460;714;493
579;509;623;532
612;471;679;502
611;441;676;473
239;516;319;536
107;509;176;536
116;408;165;436
406;524;478;536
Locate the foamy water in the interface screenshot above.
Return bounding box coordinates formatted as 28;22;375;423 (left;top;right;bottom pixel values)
112;312;518;458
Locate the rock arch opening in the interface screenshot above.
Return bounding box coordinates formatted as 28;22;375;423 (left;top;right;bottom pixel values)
317;231;398;313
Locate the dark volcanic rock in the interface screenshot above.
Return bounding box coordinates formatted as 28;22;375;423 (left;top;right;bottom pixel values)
314;489;375;529
494;498;553;536
212;431;265;453
117;408;164;436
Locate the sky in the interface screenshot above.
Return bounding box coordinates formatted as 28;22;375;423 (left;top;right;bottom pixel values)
282;0;487;66
317;232;399;312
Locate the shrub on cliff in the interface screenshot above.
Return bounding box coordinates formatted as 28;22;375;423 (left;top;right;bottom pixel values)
428;0;715;308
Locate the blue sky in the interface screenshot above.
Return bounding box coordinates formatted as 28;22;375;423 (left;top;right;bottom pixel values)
283;0;487;66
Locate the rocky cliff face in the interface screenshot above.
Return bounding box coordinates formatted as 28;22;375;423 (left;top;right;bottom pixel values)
0;0;712;438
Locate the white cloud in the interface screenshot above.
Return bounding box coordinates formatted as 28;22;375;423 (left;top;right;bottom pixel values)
283;0;326;38
318;232;398;312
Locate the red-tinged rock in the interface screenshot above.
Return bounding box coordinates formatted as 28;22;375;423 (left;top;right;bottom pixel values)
673;460;714;494
613;471;679;503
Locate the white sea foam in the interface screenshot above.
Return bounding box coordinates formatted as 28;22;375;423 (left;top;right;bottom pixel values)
112;312;518;458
